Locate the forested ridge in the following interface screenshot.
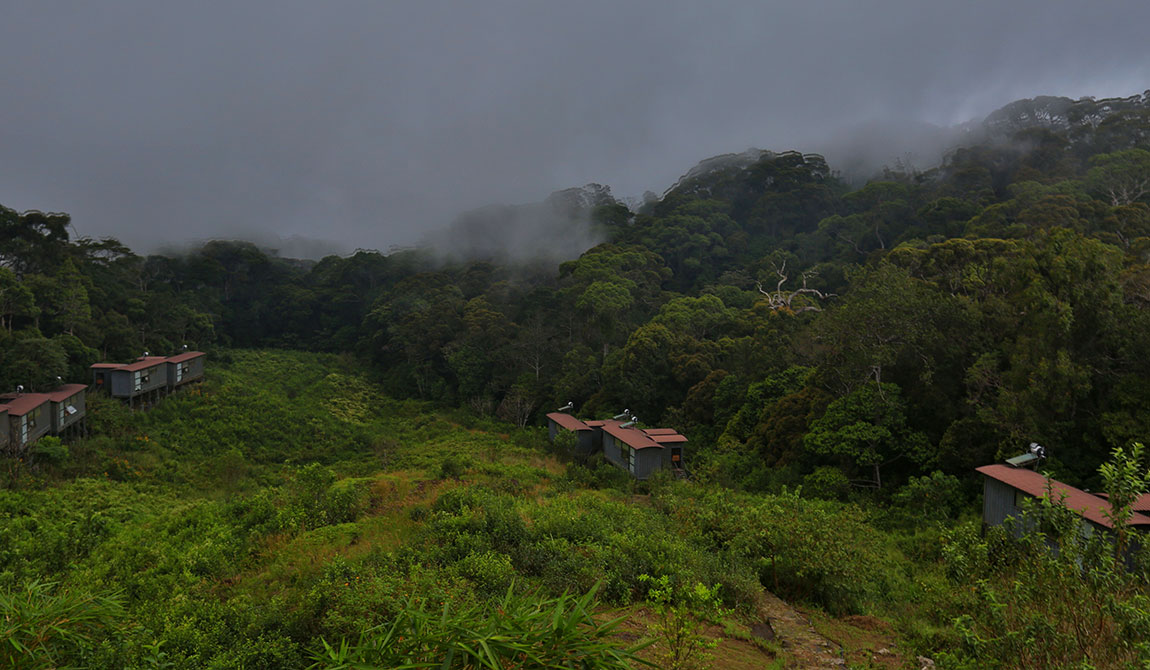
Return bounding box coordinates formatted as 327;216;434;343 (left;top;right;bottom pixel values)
6;92;1150;489
4;92;1150;668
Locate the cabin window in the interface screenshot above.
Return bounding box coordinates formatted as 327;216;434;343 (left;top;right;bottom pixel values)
628;447;635;474
27;406;41;429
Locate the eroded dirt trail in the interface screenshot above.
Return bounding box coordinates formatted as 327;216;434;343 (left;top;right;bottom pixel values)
755;589;846;668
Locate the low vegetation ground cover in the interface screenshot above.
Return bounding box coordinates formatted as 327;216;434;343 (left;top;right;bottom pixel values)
1;350;1147;669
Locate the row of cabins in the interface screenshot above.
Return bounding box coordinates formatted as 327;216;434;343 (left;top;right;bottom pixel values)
0;384;88;454
91;351;206;407
0;351;206;455
545;412;687;480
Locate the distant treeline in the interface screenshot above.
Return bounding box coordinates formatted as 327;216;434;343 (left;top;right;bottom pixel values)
4;93;1150;489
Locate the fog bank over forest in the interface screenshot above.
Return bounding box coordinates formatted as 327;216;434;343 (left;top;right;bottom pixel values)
2;2;1149;257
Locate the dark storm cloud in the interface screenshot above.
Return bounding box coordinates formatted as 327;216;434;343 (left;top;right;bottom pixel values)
2;1;1148;257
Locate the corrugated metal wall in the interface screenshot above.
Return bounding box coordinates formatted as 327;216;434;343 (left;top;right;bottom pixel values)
185;357;205;382
51;391;85;433
635;448;664;480
983;477;1019;527
110;372;133;397
24;406;51;446
603;434;624;468
576;431;594;457
111;366;168;397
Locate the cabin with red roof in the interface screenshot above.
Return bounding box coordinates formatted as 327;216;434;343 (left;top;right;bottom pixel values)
46;384;87;435
166;351;206;390
545;412;594;457
599;421;688;480
544;410;688;478
90;350;206;408
976;462;1150;537
105;356;169;405
90;362;122;390
0;406;8;453
0;393;52;451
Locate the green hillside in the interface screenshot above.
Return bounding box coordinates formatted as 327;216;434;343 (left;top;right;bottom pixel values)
3;350;1146;669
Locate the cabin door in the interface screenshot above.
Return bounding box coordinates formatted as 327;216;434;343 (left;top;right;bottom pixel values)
671;448;682;469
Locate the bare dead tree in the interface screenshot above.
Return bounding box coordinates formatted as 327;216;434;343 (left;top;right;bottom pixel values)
497;388;535;428
756;260;836;313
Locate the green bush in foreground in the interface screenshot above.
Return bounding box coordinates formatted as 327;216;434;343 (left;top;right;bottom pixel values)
0;580;125;669
310;583;649;670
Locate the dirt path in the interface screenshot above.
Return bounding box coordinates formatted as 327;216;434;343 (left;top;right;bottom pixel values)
754;589;847;668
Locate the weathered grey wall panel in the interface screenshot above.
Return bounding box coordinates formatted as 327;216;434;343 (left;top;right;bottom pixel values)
603;434;624;468
109;371;133;397
982;477;1019;527
50;392;86;433
110;365;168;398
184;357;205;382
576;431;594;457
635;448;663;480
16;407;51;448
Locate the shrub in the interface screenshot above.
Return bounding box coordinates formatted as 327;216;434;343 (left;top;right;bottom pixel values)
437;455;469;480
801;466;850;501
937;497;1150;669
310;583;646;670
30;437;69;467
638;574;728;670
0;580;125;669
456;551;516;595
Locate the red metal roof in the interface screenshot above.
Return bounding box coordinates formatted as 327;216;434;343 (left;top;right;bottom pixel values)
0;393;50;416
1096;492;1150;513
46;384;86;402
120;357;168;372
546;412;590;431
90;363;123;369
650;433;688;444
167;351;205;364
642;428;679;436
602;422;662;449
976;464;1150;529
1137;494;1150;513
584;420;607;427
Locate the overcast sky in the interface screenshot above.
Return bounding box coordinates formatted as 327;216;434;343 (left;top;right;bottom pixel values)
2;1;1148;256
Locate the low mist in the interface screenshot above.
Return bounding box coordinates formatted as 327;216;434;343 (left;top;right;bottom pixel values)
421;185;617;264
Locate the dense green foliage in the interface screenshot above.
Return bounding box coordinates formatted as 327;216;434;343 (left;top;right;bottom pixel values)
0;350;1146;668
310;584;647;670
